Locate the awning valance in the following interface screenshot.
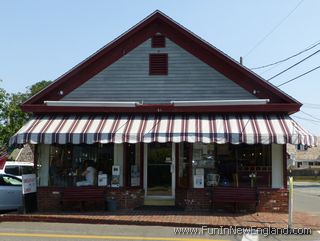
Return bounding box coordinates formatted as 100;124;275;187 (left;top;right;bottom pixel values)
10;114;317;146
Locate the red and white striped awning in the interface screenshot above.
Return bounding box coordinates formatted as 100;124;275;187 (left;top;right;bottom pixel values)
10;114;317;146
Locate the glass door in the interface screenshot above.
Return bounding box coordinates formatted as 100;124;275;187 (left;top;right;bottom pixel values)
146;143;174;197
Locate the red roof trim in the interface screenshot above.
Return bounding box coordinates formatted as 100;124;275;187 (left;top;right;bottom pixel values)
23;10;301;113
22;103;300;115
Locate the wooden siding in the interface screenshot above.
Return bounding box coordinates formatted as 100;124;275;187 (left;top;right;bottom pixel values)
62;38;256;104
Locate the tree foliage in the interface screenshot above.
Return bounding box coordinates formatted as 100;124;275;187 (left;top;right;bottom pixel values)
0;80;52;147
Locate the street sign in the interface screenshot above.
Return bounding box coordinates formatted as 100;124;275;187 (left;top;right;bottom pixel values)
22;174;37;194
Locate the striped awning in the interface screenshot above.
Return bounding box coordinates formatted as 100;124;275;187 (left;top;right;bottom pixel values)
10;114;317;146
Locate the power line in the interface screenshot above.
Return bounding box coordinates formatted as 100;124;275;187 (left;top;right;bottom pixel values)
268;49;320;81
302;105;320;110
244;0;305;58
251;40;320;70
276;65;320;87
300;110;320;122
292;116;320;124
303;103;320;109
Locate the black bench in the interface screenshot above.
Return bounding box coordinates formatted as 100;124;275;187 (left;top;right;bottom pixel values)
62;186;105;210
212;187;258;212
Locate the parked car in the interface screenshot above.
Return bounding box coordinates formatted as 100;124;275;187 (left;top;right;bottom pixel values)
0;161;34;179
0;173;23;211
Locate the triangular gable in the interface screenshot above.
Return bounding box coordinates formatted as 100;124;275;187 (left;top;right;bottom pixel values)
61;37;258;104
22;10;301;114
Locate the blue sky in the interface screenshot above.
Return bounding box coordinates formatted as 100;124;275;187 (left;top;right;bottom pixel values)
0;0;319;135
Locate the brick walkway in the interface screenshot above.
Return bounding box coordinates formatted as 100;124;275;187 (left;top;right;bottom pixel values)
1;211;319;230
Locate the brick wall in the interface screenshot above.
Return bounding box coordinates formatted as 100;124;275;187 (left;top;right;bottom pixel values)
37;187;288;212
106;188;144;209
176;188;288;213
37;187;64;211
37;187;144;211
257;188;288;212
176;188;212;210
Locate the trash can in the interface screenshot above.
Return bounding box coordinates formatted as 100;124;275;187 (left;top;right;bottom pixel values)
106;198;118;211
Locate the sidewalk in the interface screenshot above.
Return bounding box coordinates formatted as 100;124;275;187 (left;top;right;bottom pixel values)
1;210;319;230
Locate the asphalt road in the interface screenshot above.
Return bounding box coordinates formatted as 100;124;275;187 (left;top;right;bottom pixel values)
293;181;320;217
0;181;319;241
0;222;319;241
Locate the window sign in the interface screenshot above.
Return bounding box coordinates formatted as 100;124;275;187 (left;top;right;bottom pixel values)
111;165;120;187
193;175;204;188
22;174;37;194
130;165;140;187
98;174;108;186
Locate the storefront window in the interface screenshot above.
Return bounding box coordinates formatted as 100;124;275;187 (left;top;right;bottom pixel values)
192;143;217;188
178;143;191;188
215;143;236;187
126;143;140;187
190;143;272;188
48;144;114;187
236;144;271;187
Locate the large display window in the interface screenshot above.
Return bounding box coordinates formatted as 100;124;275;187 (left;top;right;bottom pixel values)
126;143;141;187
47;144;114;187
192;143;217;188
191;143;272;188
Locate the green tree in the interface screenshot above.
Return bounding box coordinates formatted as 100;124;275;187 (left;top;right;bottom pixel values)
0;85;9;147
28;80;52;96
0;80;52;147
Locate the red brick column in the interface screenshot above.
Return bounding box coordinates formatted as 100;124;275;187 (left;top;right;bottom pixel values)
257;188;288;212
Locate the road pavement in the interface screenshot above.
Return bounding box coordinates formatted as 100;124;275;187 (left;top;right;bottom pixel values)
293;181;320;217
0;222;319;241
0;181;319;241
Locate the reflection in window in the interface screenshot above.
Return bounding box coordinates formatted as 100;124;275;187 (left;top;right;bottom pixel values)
178;143;191;188
190;143;272;188
192;143;217;188
47;144;114;187
126;144;140;187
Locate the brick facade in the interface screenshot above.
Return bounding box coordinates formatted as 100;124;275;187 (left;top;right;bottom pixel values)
37;187;64;211
175;188;212;210
257;188;288;212
37;187;144;212
176;188;288;213
37;187;288;213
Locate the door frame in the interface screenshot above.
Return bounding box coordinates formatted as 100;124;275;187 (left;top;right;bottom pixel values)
144;143;176;199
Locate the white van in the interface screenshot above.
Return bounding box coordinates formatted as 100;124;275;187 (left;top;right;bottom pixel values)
0;161;34;179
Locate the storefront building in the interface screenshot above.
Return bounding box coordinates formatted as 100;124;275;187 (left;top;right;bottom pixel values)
11;11;317;212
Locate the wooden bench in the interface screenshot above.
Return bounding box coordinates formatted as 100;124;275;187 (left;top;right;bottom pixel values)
212;187;258;212
62;186;105;210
